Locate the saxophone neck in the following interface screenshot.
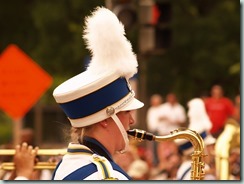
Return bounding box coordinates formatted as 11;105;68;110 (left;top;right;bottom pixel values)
127;129;155;141
127;128;205;153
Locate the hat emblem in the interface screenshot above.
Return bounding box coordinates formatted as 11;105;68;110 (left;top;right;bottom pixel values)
106;106;115;116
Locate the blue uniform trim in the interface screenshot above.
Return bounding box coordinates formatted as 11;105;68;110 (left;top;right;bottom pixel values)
179;166;191;180
67;148;93;155
59;77;130;119
51;160;62;180
179;131;207;151
83;137;113;161
63;163;97;180
63;162;131;180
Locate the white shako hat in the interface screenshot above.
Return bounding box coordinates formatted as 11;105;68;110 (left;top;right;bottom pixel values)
53;7;144;131
176;98;216;155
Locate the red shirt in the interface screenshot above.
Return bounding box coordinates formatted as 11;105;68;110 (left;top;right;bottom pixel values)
204;97;234;134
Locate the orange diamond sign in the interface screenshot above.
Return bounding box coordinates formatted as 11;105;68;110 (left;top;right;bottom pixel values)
0;44;52;119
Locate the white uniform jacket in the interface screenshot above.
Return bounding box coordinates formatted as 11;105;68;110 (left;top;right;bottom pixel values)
52;137;131;180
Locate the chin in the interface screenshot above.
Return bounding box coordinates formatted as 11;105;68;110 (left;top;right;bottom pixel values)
117;145;125;153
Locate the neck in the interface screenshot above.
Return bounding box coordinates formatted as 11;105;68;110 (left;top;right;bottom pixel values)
85;124;116;156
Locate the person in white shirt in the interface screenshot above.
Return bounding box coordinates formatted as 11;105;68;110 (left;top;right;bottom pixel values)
146;94;163;133
157;93;186;135
146;94;163;166
176;98;216;180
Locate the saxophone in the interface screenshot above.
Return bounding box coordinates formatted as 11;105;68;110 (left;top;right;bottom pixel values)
215;119;240;180
127;128;206;180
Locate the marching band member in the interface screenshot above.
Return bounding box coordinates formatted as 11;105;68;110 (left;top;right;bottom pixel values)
176;98;216;180
52;6;144;180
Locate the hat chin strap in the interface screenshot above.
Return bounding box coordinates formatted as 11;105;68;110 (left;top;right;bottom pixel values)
111;114;129;153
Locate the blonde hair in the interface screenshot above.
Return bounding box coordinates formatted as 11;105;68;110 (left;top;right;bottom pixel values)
70;125;93;143
70;127;84;143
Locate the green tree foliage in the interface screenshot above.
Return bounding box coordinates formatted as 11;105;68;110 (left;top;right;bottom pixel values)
0;0;240;106
146;0;240;105
0;112;12;144
0;1;105;143
0;0;240;142
0;0;104;105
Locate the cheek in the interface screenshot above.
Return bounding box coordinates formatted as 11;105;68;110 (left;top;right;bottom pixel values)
117;112;132;128
121;117;128;127
130;111;136;119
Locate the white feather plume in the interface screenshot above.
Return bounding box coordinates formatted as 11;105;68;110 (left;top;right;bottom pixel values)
83;7;138;79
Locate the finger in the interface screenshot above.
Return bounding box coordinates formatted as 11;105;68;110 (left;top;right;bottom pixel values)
22;142;28;147
34;146;39;152
31;149;37;157
33;146;39;156
15;144;21;154
28;145;33;153
21;142;28;152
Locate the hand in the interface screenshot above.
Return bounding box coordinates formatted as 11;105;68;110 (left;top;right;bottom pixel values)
12;142;39;179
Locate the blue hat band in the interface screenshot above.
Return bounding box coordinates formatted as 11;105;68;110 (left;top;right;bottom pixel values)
59;77;130;119
179;131;207;151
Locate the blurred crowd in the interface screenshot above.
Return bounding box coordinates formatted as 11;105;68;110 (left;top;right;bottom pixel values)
0;84;240;180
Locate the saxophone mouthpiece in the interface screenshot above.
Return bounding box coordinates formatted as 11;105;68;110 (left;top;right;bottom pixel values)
127;129;155;141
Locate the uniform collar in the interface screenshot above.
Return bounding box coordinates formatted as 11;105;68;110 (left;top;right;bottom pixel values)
83;136;113;161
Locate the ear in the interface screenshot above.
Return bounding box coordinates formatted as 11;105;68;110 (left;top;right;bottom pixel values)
100;120;108;128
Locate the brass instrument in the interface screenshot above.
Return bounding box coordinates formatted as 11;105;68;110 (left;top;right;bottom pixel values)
215;119;240;180
127;128;206;180
0;149;66;170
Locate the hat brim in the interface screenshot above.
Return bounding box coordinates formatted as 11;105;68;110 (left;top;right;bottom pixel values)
121;98;144;111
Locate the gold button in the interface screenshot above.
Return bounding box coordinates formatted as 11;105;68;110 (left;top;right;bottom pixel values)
106;107;115;116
